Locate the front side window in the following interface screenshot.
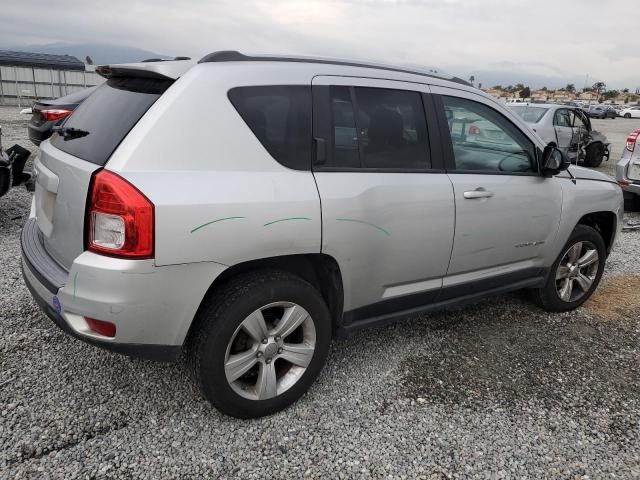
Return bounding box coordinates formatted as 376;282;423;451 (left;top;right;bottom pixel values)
228;86;311;170
441;95;536;173
554;109;572;127
322;86;430;170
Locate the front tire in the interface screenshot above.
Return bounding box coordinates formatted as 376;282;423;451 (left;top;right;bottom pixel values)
532;225;606;312
584;143;604;168
187;270;332;418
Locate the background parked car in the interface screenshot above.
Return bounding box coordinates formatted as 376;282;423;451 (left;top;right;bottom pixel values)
509;104;610;167
619;106;640;119
616;128;640;210
587;105;616;119
28;87;95;146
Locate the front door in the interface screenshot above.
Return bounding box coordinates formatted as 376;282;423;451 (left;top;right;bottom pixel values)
311;76;455;316
431;87;563;291
553;108;576;155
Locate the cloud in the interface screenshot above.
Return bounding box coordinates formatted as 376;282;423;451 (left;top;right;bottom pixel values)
0;0;637;88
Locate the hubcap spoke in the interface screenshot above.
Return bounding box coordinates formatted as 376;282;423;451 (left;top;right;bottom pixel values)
559;278;574;301
280;342;315;368
575;273;593;292
242;310;269;343
568;242;582;263
255;362;278;400
577;249;598;268
271;305;309;339
225;349;258;382
556;265;570;279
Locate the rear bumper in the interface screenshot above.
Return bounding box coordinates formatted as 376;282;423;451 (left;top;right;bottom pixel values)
27;120;55;146
21;217;226;361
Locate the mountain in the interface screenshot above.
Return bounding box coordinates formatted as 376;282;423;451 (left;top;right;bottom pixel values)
5;42;172;64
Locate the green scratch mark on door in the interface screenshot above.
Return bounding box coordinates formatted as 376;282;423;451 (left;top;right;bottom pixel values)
335;218;391;236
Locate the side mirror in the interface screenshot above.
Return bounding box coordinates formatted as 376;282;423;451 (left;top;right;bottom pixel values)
541;145;569;175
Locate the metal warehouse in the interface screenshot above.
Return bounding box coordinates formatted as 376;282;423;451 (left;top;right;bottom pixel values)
0;50;104;106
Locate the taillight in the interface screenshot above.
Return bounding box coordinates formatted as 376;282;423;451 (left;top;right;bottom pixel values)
87;170;154;259
468;125;481;135
626;129;640;152
40;108;72;121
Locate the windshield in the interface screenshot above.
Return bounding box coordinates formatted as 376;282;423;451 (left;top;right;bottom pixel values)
509;105;548;123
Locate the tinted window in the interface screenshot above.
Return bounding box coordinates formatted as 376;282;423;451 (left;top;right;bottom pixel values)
51;77;172;165
442;96;536;173
228;86;311;170
322;86;430;170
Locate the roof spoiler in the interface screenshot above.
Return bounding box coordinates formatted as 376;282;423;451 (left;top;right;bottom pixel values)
95;58;194;81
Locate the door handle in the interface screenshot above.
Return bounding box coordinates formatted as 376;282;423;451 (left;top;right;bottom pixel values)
463;188;494;199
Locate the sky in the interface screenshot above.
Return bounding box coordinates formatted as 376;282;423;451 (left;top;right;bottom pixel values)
0;0;638;90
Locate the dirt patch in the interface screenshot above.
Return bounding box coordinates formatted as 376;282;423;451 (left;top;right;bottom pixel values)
585;275;640;320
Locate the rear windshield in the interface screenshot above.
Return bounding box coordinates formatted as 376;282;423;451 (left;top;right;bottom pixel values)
509;106;548;123
51;77;172;165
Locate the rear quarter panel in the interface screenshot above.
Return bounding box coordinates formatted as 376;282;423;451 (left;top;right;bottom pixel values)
106;63;322;267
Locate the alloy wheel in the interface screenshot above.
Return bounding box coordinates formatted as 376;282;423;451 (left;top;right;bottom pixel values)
555;240;599;302
224;302;316;400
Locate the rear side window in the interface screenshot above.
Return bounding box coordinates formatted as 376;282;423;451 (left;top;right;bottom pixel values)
317;86;430;170
51;77;172;166
228;86;312;170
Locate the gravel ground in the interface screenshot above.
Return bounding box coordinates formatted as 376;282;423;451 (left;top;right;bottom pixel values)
1;106;640;479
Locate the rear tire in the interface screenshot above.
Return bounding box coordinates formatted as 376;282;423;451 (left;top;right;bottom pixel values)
625;113;632;119
187;270;332;418
584;143;604;168
531;225;606;312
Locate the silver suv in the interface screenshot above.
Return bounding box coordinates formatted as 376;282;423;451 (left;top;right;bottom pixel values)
22;51;623;418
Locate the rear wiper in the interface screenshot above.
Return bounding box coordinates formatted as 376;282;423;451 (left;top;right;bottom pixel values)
52;125;90;140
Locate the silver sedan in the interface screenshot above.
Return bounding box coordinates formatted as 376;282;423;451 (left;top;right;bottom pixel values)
509;104;610;168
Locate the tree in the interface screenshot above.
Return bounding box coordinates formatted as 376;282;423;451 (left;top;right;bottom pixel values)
469;75;475;86
592;81;606;98
85;55;93;65
623;88;629;93
515;83;525;90
565;84;575;93
492;85;503;90
541;86;548;91
602;90;619;100
519;86;531;98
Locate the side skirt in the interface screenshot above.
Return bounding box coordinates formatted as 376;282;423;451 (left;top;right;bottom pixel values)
337;270;547;337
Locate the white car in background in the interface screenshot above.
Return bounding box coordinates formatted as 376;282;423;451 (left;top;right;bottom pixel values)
619;106;640;119
509;104;610;168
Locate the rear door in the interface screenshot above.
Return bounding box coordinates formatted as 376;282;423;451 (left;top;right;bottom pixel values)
431;87;562;290
34;75;173;269
311;76;455;316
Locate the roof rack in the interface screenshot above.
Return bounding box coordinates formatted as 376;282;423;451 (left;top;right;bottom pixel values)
198;50;471;87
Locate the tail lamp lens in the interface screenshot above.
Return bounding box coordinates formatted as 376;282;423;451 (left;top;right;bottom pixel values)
87;170;154;258
40;108;72;121
626;130;640;152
